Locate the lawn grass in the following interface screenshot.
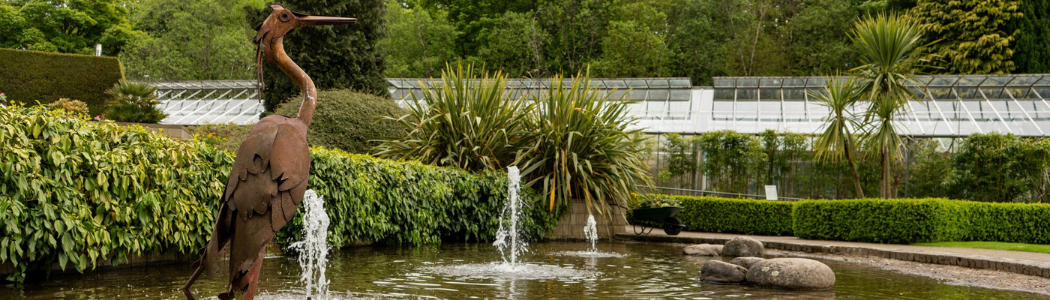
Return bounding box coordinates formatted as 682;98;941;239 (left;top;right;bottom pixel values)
914;241;1050;254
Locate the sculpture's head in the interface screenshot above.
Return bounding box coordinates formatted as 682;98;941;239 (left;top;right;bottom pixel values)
254;3;356;63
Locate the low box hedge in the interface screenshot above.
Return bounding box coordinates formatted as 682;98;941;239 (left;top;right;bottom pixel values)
666;195;795;236
792;198;968;244
0;104;556;282
0;48;124;116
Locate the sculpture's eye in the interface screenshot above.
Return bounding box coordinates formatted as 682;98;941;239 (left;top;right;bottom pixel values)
280;13;290;21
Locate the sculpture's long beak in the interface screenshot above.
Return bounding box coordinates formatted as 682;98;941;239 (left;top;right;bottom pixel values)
297;15;357;26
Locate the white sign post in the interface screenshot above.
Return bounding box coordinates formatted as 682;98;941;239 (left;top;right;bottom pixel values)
764;185;778;200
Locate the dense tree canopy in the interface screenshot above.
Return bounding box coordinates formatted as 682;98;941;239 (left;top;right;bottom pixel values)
910;0;1022;74
0;0;143;55
1008;0;1050;73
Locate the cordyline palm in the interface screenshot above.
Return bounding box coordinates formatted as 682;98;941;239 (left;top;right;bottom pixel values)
518;73;652;218
862;98;907;198
812;76;865;199
374;63;533;171
849;13;924;198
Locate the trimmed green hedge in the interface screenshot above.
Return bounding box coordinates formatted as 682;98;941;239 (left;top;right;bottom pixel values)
667;195;796;236
1;105;555;282
793;199;968;244
668;195;1050;244
274;89;406;154
0;49;124;116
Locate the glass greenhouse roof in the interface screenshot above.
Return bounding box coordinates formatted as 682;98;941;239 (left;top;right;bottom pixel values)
707;75;1050;137
151;80;263;125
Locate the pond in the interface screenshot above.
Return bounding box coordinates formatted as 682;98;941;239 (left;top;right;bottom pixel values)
3;242;1047;299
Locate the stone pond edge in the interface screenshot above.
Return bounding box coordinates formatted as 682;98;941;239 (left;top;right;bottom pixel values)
614;234;1050;279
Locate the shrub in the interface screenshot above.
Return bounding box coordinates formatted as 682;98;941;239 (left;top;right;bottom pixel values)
186;123;252;152
103;81;167;123
0;48;124;115
46;98;90;116
957;201;1050;244
697;130;767;194
948;133;1050;202
375;64;531;171
670;195;796;236
793;198;969;244
1;104;556;281
520;73;653;216
276;89;407;154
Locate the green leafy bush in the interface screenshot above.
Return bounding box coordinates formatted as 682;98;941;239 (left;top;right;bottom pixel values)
187;123;253;153
670;195;796;236
103;81;167;123
1;104;556;281
0;48;124;115
276;89;407;154
948;133;1050;202
697;130;767;194
0;104;231;282
956;201;1050;244
793;198;967;244
276;147;560;247
46;98;90;117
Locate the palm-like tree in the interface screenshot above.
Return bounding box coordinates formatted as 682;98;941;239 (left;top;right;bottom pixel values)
813;76;865;198
849;13;925;198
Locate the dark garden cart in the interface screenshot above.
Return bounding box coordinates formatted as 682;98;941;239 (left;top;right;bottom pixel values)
631;206;685;235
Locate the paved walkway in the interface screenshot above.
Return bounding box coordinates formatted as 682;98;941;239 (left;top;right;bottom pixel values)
615;226;1050;279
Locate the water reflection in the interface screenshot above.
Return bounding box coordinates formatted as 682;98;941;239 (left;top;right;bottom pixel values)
2;242;1047;299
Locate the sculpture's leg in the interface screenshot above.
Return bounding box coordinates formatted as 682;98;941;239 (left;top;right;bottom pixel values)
241;248;267;300
183;264;205;300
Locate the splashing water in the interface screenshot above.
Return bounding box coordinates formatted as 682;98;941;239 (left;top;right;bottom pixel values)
493;166;526;267
289;190;330;299
583;214;598;253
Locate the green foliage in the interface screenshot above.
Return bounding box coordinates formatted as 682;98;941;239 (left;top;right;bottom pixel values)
276;147;561;247
903;139;950;198
793;198;967;244
46;98;89;117
0;104;232;282
275;89;406;154
186;123;253;153
697;130;766;194
793;198;1050;244
671;195;796;236
660;133;698;181
103;81;167;123
379;0;459;78
1;103;559;281
1007;0;1050;73
376;64;531;171
120;0;264;81
0;0;144;55
910;0;1022;74
251;0;389;112
520;73;653;216
947;133;1050;203
591;1;671;77
0;48;124;115
473;11;547;78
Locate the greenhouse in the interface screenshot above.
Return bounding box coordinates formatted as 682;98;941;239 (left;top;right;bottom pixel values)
388;74;1050;137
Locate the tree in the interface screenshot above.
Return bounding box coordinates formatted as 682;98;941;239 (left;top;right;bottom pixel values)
537;0;617;73
474;11;548;78
850;14;924;198
0;0;144;55
379;0;458;78
780;0;860;76
250;0;388;112
812;76;865;198
120;0;264;80
1008;0;1050;73
910;0;1021;74
665;0;725;85
592;20;670;77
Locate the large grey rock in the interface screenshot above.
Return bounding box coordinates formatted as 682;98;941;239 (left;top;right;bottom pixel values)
683;244;723;256
747;258;836;290
729;257;765;269
700;260;748;283
722;237;765;257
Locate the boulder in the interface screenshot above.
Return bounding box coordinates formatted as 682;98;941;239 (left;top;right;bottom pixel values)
700;260;748;283
746;258;836;290
722;237;764;257
683;244;723;256
729;257;765;269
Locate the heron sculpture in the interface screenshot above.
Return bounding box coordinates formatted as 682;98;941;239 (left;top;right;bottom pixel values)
182;4;356;300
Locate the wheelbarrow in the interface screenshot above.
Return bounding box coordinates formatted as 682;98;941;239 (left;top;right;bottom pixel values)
631;206;685;235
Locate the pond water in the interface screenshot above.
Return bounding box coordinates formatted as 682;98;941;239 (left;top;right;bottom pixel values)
3;242;1047;299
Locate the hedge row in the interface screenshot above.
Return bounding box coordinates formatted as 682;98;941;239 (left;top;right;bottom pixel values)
667;195;1050;244
0;105;555;282
671;195;795;236
0;48;124;116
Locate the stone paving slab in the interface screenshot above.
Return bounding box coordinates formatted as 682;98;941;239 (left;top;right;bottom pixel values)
615;226;1050;279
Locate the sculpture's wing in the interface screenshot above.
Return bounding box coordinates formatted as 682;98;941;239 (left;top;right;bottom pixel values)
222;117;310;226
270;126;310;192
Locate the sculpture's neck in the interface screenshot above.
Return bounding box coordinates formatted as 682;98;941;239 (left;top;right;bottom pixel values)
272;37;317;126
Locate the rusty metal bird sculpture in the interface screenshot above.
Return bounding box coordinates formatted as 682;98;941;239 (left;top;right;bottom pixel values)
182;4;356;300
